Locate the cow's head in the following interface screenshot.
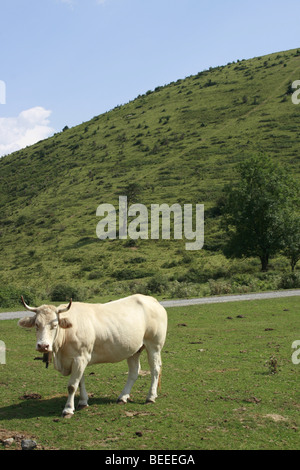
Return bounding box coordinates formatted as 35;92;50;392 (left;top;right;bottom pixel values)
18;296;73;353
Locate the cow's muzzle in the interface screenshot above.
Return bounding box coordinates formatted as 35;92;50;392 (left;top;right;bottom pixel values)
36;343;50;353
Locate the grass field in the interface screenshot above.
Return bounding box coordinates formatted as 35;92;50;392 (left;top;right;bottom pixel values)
0;296;299;450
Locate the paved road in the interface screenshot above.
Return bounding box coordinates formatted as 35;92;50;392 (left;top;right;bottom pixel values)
160;289;300;307
0;289;299;320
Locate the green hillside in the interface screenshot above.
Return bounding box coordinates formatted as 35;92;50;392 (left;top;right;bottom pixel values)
1;48;300;305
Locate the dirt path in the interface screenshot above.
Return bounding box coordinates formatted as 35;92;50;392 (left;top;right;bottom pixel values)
160;289;300;307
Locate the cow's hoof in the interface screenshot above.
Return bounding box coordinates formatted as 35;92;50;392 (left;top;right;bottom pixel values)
117;398;127;404
77;404;89;411
62;412;74;419
146;399;155;404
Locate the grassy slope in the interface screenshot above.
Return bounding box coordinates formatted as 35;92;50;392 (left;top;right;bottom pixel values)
0;48;300;303
0;297;299;450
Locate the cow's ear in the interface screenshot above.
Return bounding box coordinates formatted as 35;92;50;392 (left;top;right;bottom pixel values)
59;318;73;329
18;316;36;329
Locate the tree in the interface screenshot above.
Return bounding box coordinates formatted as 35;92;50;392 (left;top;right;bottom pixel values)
125;182;142;205
221;155;299;271
281;214;300;271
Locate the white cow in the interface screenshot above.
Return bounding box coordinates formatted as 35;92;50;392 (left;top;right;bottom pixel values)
18;294;168;417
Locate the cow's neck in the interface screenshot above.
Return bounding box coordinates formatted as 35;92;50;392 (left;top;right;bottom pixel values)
53;326;66;353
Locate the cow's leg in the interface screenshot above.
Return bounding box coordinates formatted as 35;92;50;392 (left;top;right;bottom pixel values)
145;346;162;403
117;350;142;404
78;374;89;410
63;357;89;417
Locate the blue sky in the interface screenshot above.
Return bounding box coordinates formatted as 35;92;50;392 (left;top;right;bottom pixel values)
0;0;299;156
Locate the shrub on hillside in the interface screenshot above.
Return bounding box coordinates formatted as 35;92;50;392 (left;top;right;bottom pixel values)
87;271;103;280
208;280;232;296
146;274;169;294
0;286;36;308
112;269;153;281
169;281;194;299
278;272;300;289
49;284;84;302
128;280;148;295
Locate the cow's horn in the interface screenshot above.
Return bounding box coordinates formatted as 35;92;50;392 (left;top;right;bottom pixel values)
57;299;72;315
21;296;38;313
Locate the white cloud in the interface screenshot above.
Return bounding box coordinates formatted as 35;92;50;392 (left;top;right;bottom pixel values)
0;107;54;157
